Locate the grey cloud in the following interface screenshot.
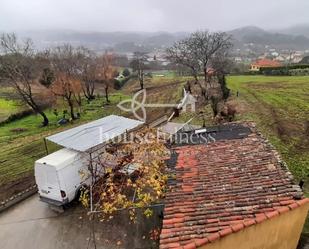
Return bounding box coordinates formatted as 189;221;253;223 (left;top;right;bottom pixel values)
0;0;309;32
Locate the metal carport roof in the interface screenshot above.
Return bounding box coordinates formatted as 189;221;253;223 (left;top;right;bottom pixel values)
46;115;144;152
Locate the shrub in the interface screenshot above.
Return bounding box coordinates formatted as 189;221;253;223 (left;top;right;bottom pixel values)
210;96;220;117
114;76;131;90
261;64;309;75
218;75;230;100
122;68;131;77
289;68;309;76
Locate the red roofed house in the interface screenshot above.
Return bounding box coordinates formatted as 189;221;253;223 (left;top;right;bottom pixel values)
250;59;282;71
160;123;309;249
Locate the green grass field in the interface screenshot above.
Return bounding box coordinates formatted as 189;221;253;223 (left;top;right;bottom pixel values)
227;75;309;234
1;75;308;232
0;87;24;122
0;99;20;121
0;75;186;200
0;93;126;188
227;75;309;183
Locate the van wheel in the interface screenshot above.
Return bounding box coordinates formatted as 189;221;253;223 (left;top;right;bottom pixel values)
75;185;86;201
75;188;82;201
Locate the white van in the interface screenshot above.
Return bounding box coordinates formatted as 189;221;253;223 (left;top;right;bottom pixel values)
34;148;89;207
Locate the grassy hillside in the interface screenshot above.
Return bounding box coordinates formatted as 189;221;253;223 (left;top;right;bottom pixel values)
0;75;186;201
0;87;24;122
122;74;188;121
0;93;126;200
227;75;309;234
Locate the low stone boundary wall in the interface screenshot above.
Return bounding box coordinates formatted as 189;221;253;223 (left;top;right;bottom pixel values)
0;185;37;213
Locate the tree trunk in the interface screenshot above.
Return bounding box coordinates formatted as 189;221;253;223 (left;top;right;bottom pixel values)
203;67;208;83
26;93;49;127
89;82;95;99
198;82;208;100
87;82;95;100
76;94;82;113
82;81;95;101
105;86;110;103
89;95;95;101
37;110;49;126
139;70;144;89
68;99;75;120
78;97;82;114
84;90;95;102
185;81;192;93
140;81;144;90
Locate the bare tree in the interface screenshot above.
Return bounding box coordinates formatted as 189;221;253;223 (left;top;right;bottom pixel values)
191;31;232;83
97;52;116;103
167;31;232;99
166;40;200;83
167;37;209;98
50;44;82;120
0;33;51;126
211;50;234;101
78;47;97;101
39;67;55;88
130;52;148;89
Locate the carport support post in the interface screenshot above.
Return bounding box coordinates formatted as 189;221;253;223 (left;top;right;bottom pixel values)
89;152;93;213
43;138;49;155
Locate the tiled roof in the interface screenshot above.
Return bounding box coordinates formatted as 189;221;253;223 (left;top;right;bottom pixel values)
160;123;308;249
252;59;282;67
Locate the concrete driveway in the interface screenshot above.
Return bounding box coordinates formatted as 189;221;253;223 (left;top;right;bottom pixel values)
0;194;162;249
0;195;105;249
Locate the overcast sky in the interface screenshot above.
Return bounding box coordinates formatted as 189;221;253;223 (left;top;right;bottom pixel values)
1;0;309;32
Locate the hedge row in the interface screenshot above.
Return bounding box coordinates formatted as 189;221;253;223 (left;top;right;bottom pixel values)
289;68;309;76
114;76;131;90
0;109;33;126
260;64;309;75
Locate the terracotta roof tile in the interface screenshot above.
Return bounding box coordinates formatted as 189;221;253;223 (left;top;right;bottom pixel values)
275;206;290;214
288;203;299;210
194;238;209;246
231;223;244;232
219;227;233;237
297;198;309;206
252;59;282;67
183;243;196;249
255;213;267;223
160;123;307;249
207;233;220;242
265;210;279;219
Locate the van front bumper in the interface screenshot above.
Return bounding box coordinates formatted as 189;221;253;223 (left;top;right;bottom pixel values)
39;196;69;206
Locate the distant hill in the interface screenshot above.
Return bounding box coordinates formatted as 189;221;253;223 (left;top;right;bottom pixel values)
4;25;309;52
13;30;186;52
277;24;309;39
228;26;268;41
228;26;309;50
